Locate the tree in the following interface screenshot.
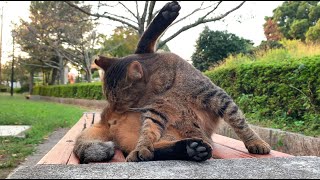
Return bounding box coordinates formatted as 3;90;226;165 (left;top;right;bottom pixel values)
15;20;57;85
269;1;320;41
1;57;30;90
58;30;98;83
15;1;95;84
263;18;282;41
64;1;246;50
288;19;309;41
306;19;320;43
97;27;139;57
192;27;253;72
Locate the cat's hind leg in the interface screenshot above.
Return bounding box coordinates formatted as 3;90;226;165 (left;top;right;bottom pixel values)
153;138;212;162
73;123;115;164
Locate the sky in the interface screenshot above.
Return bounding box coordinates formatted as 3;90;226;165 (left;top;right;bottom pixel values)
0;1;284;64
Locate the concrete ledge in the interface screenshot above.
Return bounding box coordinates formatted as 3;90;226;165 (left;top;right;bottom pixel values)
7;157;320;179
217;121;320;156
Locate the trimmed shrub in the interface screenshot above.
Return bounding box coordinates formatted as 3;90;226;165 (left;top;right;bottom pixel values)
0;84;8;92
32;82;104;100
205;56;320;136
205;56;320;115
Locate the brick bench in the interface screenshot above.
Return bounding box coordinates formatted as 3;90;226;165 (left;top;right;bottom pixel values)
37;113;293;165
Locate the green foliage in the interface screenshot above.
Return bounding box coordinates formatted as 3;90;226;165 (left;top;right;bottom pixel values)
0;94;86;169
92;70;100;79
205;55;320;137
0;84;7;92
288;19;309;40
306;19;320;43
270;1;320;41
97;27;139;57
216;39;320;71
32;82;104;100
1;59;30;89
256;40;284;51
192;27;253;72
13;83;30;94
157;42;171;52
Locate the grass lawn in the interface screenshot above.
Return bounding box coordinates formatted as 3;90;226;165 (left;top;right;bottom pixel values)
0;93;87;178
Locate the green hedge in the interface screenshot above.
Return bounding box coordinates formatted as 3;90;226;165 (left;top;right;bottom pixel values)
205;56;320;136
32;82;104;100
0;84;7;92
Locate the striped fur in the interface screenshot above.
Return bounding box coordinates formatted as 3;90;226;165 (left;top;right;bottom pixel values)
74;1;271;163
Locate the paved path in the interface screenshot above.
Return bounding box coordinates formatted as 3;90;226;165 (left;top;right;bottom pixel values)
8;157;320;179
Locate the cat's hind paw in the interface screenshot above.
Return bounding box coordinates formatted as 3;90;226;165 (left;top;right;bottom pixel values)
186;139;212;162
160;1;181;21
78;141;115;164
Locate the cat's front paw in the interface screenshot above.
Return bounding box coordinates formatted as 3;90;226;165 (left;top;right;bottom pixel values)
78;141;115;164
126;146;154;162
245;139;271;154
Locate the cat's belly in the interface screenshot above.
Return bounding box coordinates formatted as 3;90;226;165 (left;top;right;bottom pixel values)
108;112;141;154
190;105;221;136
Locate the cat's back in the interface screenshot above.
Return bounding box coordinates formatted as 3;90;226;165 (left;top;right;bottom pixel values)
152;52;214;93
125;52;215;97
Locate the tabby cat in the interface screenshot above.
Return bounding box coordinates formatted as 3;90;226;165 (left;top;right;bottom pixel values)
73;1;271;163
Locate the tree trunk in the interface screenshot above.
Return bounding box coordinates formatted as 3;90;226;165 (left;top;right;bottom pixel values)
85;70;92;83
29;70;34;94
84;50;92;83
56;51;65;84
49;68;58;85
45;71;50;85
42;69;45;85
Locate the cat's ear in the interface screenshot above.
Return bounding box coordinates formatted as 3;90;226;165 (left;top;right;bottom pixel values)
127;61;143;80
94;55;118;71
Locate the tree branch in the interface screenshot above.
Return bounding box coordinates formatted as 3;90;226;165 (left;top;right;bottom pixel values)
19;62;52;69
147;1;156;26
135;1;141;24
170;2;209;27
141;1;149;28
201;1;245;23
100;11;137;24
200;1;223;21
119;1;138;20
64;1;139;30
40;60;61;70
158;1;246;49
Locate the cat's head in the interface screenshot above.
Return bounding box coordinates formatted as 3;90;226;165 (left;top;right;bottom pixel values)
95;55;149;111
